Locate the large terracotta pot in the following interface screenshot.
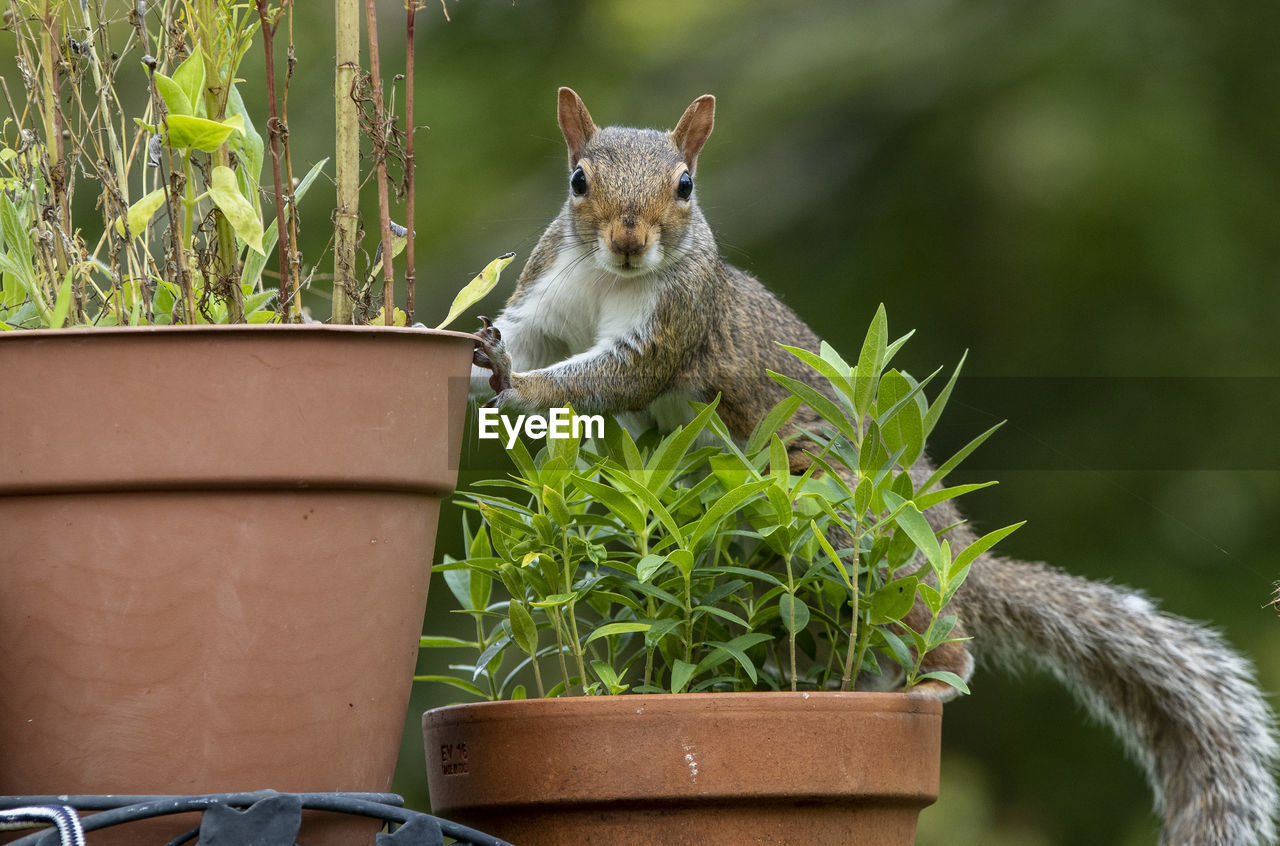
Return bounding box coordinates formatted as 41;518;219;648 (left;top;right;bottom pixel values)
0;325;476;844
423;691;942;845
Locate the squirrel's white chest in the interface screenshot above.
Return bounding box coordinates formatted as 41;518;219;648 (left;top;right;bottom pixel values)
505;246;661;363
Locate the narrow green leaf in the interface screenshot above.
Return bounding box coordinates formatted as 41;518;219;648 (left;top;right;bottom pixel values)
701;565;784;587
412;675;489;700
883;491;942;569
914;670;970;696
922;422;1005;491
853;476;873;517
602;467;686;546
645;618;683;649
913;481;996;511
878;628;913;669
529;592;576;608
779;343;854;403
882;329;917;369
670;659;697;693
419;636;477;649
472;634;510;681
691;604;751;629
853;304;888;418
767;371;859;445
239;158;324;283
225;83;264;185
590;660;623;691
436;252;516;330
697;633;773;684
542;485;571;525
876;369;927;466
923;350;967;439
584;621;651;645
509;602;539;657
769;433;789;486
442;567;473;611
571;474;645;536
953;521;1026;572
684;479;772;551
644;395;720;496
745;395;803;456
242;288;276;315
0;191;34;272
810;519;853;590
469;567;492;614
48;267;73;328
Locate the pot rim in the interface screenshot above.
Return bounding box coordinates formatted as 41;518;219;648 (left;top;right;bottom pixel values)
0;323;480;343
424;689;943;722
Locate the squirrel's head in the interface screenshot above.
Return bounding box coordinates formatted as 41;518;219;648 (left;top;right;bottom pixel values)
557;87;715;278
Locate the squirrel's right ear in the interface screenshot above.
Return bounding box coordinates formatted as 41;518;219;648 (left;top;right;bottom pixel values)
557;87;597;168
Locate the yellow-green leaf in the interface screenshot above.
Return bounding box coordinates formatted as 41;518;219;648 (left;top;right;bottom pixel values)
373;305;408;326
221;113;245;136
169;51;206;117
435;251;516;330
45;266;75;328
115;187;167;240
208;166;264;255
153;71;193;117
163;115;240;152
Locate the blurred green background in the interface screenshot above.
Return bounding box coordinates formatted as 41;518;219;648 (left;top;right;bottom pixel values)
11;0;1280;842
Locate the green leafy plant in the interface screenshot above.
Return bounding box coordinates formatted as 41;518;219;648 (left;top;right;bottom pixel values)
0;0;502;330
419;305;1023;699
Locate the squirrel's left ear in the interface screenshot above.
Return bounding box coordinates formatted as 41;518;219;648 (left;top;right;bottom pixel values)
558;87;597;168
671;95;715;173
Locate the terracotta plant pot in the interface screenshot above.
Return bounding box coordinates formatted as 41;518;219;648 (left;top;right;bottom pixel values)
423;691;941;846
0;325;475;844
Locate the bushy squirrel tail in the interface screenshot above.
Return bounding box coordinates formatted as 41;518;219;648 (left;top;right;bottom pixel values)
957;554;1279;846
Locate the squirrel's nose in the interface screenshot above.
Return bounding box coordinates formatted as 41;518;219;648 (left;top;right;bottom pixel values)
608;219;648;259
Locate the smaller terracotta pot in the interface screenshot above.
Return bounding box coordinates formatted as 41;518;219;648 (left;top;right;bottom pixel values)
422;691;941;846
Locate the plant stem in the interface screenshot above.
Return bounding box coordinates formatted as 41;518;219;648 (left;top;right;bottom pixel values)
562;537;587;694
331;0;359;323
682;573;693;665
39;0;69;293
403;0;416;322
196;0;244;322
840;519;863;691
784;554;797;691
256;0;291;323
363;0;396;325
281;6;302;311
550;607;572;694
530;650;545;698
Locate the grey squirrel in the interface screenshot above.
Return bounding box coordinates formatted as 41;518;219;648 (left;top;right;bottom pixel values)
470;87;1279;845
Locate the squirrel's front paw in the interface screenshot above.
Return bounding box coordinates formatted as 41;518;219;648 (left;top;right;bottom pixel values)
473;316;513;396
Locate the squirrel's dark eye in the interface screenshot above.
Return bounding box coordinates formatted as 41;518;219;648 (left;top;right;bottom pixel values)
676;171;694;201
570;166;588;197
